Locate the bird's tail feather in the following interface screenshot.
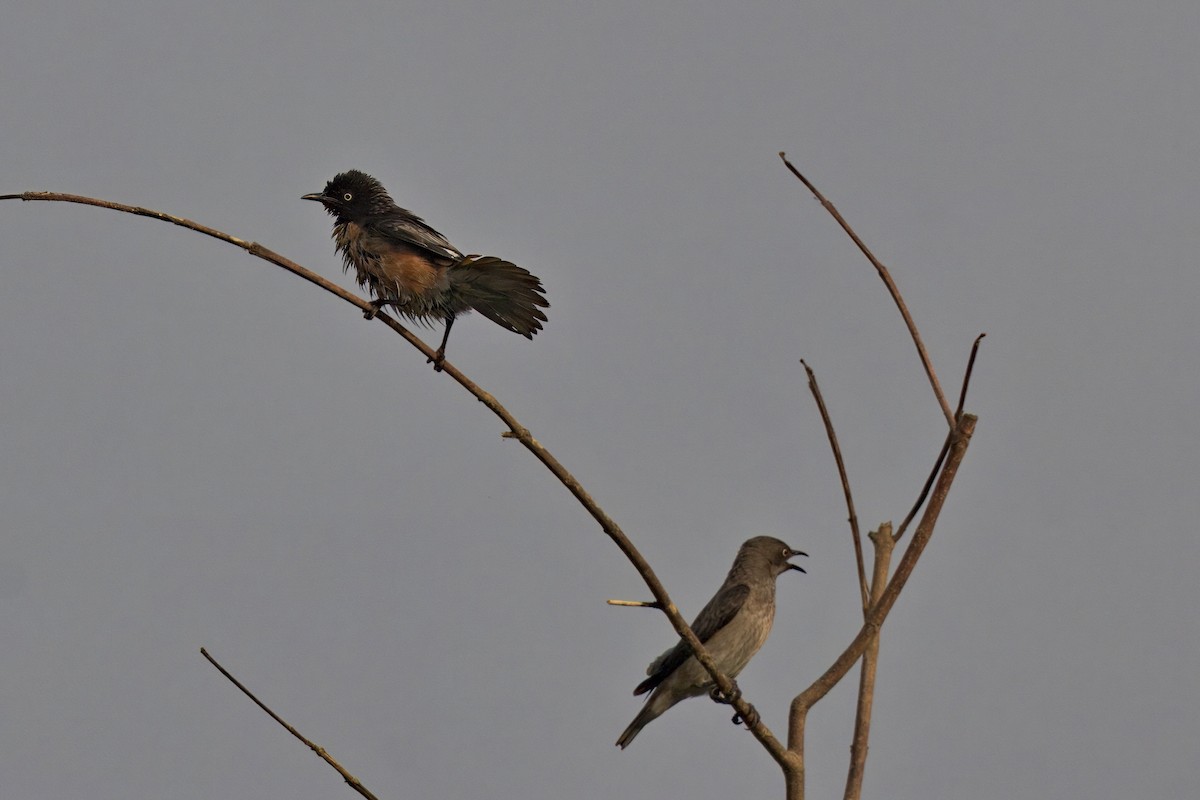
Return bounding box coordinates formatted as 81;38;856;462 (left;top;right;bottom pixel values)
615;701;661;750
450;256;549;337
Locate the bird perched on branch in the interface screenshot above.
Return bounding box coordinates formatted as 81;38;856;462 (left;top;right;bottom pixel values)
303;170;548;370
616;536;807;749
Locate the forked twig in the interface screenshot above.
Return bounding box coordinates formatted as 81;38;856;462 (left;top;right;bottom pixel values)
786;414;976;800
779;156;981;800
200;648;380;800
894;333;985;542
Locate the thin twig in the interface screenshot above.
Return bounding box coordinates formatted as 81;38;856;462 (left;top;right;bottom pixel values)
893;333;985;542
607;599;663;609
2;190;792;767
800;359;867;611
200;648;381;800
778;155;955;429
956;333;986;417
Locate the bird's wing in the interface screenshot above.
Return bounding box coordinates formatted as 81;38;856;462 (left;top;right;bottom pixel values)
633;582;749;696
370;212;464;261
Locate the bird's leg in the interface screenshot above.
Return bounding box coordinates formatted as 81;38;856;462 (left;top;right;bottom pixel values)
362;298;389;320
429;315;455;372
708;681;758;727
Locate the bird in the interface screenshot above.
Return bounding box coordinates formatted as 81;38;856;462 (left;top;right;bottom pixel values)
616;536;807;749
303;170;548;370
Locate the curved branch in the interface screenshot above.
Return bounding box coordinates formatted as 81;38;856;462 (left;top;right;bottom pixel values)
1;191;385;317
778;155;955;428
2;190;792;767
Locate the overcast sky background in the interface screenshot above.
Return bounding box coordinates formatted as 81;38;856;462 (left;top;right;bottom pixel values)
2;2;1197;798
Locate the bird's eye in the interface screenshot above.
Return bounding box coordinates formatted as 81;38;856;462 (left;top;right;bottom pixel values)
343;192;353;202
782;548;791;558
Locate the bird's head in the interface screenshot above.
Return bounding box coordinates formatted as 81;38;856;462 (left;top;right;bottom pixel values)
740;535;808;577
302;170;394;222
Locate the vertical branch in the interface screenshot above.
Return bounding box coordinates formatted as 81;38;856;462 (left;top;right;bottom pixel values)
787;709;810;800
801;359;868;610
787;414;976;800
779;154;956;428
844;523;894;800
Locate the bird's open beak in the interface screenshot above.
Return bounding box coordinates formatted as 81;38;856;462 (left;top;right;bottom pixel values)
787;550;809;573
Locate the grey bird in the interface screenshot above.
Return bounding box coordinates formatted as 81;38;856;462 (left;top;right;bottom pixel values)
616;536;807;749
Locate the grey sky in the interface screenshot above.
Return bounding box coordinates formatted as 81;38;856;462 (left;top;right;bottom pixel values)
2;1;1197;798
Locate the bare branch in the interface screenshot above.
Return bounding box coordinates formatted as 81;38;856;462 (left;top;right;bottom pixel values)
775;160;985;799
800;359;867;611
200;648;381;800
0;192;452;356
786;414;976;800
3;190;792;766
778;155;955;428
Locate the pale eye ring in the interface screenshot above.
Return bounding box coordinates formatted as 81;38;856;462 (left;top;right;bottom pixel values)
343;192;353;202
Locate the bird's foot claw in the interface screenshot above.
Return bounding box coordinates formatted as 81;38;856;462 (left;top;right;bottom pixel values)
362;300;387;320
732;704;760;728
709;682;742;705
427;351;447;372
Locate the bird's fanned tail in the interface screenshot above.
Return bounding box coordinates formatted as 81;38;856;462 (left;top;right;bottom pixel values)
450;255;549;338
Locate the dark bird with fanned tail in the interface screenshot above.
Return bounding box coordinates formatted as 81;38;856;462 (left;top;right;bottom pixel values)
304;170;548;370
